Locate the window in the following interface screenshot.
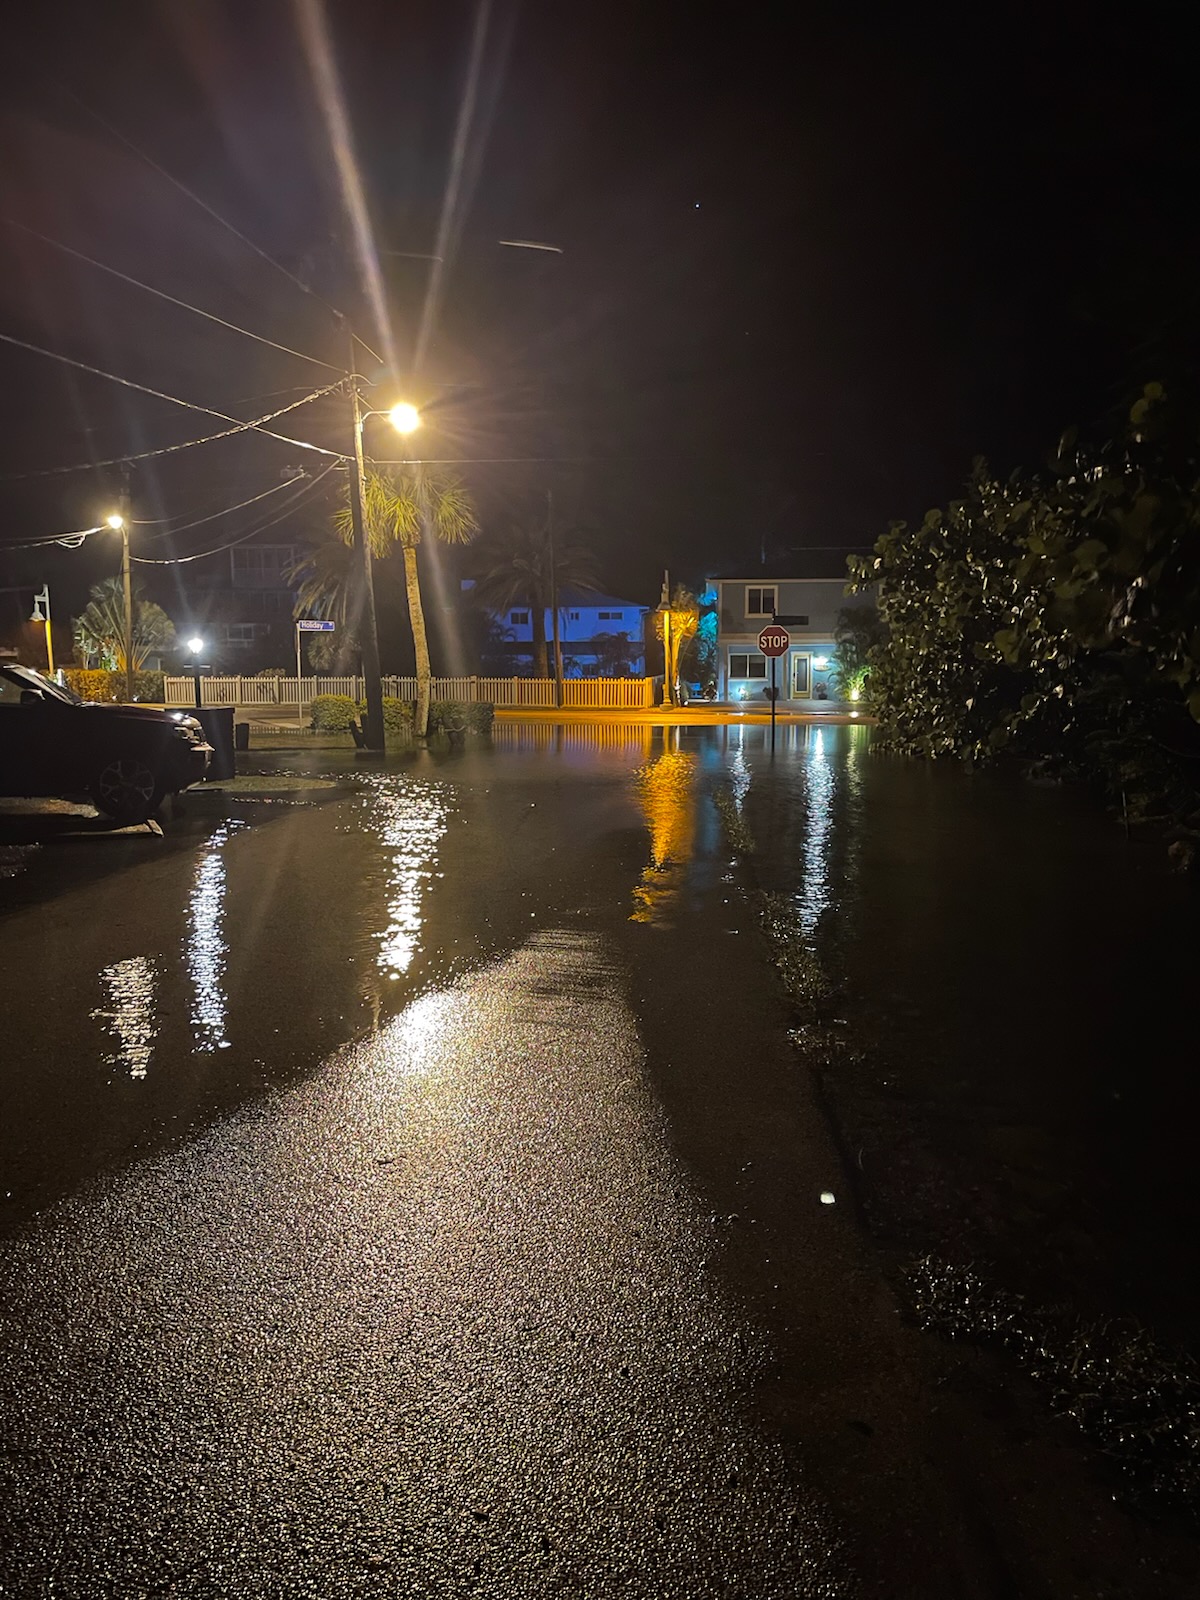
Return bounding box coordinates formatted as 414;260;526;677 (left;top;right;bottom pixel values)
598;610;624;621
225;622;267;644
509;610;529;625
569;611;580;622
746;586;776;617
729;652;768;679
231;545;295;585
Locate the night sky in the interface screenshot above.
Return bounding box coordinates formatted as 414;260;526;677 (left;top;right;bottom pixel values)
0;0;1196;625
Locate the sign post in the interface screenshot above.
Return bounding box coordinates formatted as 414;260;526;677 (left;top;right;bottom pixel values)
757;624;790;751
296;619;336;729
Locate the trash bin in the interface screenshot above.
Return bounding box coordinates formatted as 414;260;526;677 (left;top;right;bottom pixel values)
234;721;250;752
195;706;236;782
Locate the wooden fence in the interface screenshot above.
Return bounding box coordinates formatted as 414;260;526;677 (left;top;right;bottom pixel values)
163;675;660;711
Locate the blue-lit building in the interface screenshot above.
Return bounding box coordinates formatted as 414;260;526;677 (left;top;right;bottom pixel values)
467;583;651;677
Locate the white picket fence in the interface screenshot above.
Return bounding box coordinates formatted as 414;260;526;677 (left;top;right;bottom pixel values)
163;674;659;711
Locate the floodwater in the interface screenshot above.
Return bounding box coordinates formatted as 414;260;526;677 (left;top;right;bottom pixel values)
2;719;1198;1594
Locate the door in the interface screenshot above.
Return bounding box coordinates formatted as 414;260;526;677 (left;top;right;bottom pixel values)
791;653;811;697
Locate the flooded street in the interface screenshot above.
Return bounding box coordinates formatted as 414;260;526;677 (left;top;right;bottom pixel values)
0;723;1196;1597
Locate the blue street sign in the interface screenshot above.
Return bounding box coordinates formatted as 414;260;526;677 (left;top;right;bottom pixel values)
296;619;336;631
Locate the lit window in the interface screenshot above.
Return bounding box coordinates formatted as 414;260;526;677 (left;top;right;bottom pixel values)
746;587;776;617
729;652;768;679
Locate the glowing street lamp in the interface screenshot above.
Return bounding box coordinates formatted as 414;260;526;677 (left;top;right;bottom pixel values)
386;401;421;435
186;636;206;710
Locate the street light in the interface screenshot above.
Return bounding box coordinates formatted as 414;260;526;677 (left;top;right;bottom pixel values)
106;498;134;702
186;636;205;710
345;384;423;751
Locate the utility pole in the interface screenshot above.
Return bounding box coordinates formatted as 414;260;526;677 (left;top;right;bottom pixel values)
30;585;54;675
344;322;386;752
660;570;673;706
548;489;563;705
120;462;134;702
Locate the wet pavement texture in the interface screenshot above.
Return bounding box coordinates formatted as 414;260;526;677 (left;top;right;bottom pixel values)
0;724;1197;1598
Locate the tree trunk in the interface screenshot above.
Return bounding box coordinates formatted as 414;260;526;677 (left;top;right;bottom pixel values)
403;544;433;737
532;601;549;678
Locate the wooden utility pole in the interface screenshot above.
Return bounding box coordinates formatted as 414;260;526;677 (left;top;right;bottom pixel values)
548;490;564;705
120;463;134;702
344;324;385;751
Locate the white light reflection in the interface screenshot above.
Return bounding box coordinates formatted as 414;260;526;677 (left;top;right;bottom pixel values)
370;783;449;980
728;726;751;815
186;823;243;1052
92;957;159;1079
797;727;834;937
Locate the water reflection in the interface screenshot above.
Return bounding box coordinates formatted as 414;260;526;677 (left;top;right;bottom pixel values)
630;741;697;925
92;956;159;1079
797;727;834;936
186;822;244;1052
491;721;658;764
364;778;449;980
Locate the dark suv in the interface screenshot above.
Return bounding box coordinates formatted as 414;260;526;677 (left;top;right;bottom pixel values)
0;664;212;822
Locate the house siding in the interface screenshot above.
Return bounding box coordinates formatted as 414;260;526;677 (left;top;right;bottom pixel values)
715;577;852;704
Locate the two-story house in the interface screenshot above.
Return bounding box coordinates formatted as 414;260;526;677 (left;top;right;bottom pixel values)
710;559;865;704
187;539;297;668
468;583;651;677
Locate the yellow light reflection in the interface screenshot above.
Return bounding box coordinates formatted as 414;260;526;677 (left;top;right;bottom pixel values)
92;956;158;1079
630;748;697;925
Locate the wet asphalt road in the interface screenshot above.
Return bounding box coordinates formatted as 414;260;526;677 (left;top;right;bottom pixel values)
0;729;1195;1598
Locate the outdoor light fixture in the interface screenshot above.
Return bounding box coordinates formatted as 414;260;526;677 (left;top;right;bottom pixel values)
187;636;205;655
105;513;125;530
387;402;421;434
813;655;828;669
186;637;205;710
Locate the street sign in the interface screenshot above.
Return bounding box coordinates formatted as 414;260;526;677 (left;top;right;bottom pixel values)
296;619;336;632
757;624;790;657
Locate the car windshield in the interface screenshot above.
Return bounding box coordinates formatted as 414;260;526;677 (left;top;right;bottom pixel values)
0;663;83;706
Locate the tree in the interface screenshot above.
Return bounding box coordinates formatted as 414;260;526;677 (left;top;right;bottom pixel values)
467;517;599;679
849;382;1200;825
832;604;885;701
335;468;478;736
287;538;364;673
586;632;636;677
72;576;176;672
653;585;699;705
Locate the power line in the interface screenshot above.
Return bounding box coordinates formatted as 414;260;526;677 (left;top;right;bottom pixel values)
3;218;342;374
51;76;386;369
0;331;348;458
130;464;340;564
0;524;106;551
134;477;303;537
0;383;344;480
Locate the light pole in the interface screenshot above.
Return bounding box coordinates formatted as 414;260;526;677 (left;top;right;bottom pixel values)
30;584;54;676
186;636;205;710
104;500;134;702
345;354;421;751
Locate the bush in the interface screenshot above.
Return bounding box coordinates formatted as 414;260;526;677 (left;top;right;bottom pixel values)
63;668;165;703
310;694;359;731
429;700;494;734
379;697;414;736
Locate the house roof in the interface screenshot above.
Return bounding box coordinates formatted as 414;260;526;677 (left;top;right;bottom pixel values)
708;549;868;582
552;587;649;610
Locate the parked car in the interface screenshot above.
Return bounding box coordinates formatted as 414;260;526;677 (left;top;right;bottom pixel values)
0;664;212;822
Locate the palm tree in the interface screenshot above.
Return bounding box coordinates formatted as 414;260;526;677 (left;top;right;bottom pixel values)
72;576;176;672
654;584;700;705
468;517;600;681
335;468;477;737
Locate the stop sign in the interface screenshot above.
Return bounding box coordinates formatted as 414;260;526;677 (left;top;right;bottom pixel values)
757;624;790;657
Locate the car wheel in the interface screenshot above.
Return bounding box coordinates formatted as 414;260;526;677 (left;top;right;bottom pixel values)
91;758;161;823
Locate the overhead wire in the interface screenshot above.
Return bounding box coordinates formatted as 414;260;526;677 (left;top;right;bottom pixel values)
130;462;341;564
51;75;386;369
0;383;345;480
3;218;342;374
0;330;348;458
133;477;308;537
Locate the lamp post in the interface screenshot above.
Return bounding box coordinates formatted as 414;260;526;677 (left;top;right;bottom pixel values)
345;355;421;751
104;500;134;702
30;584;54;676
186;636;205;710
